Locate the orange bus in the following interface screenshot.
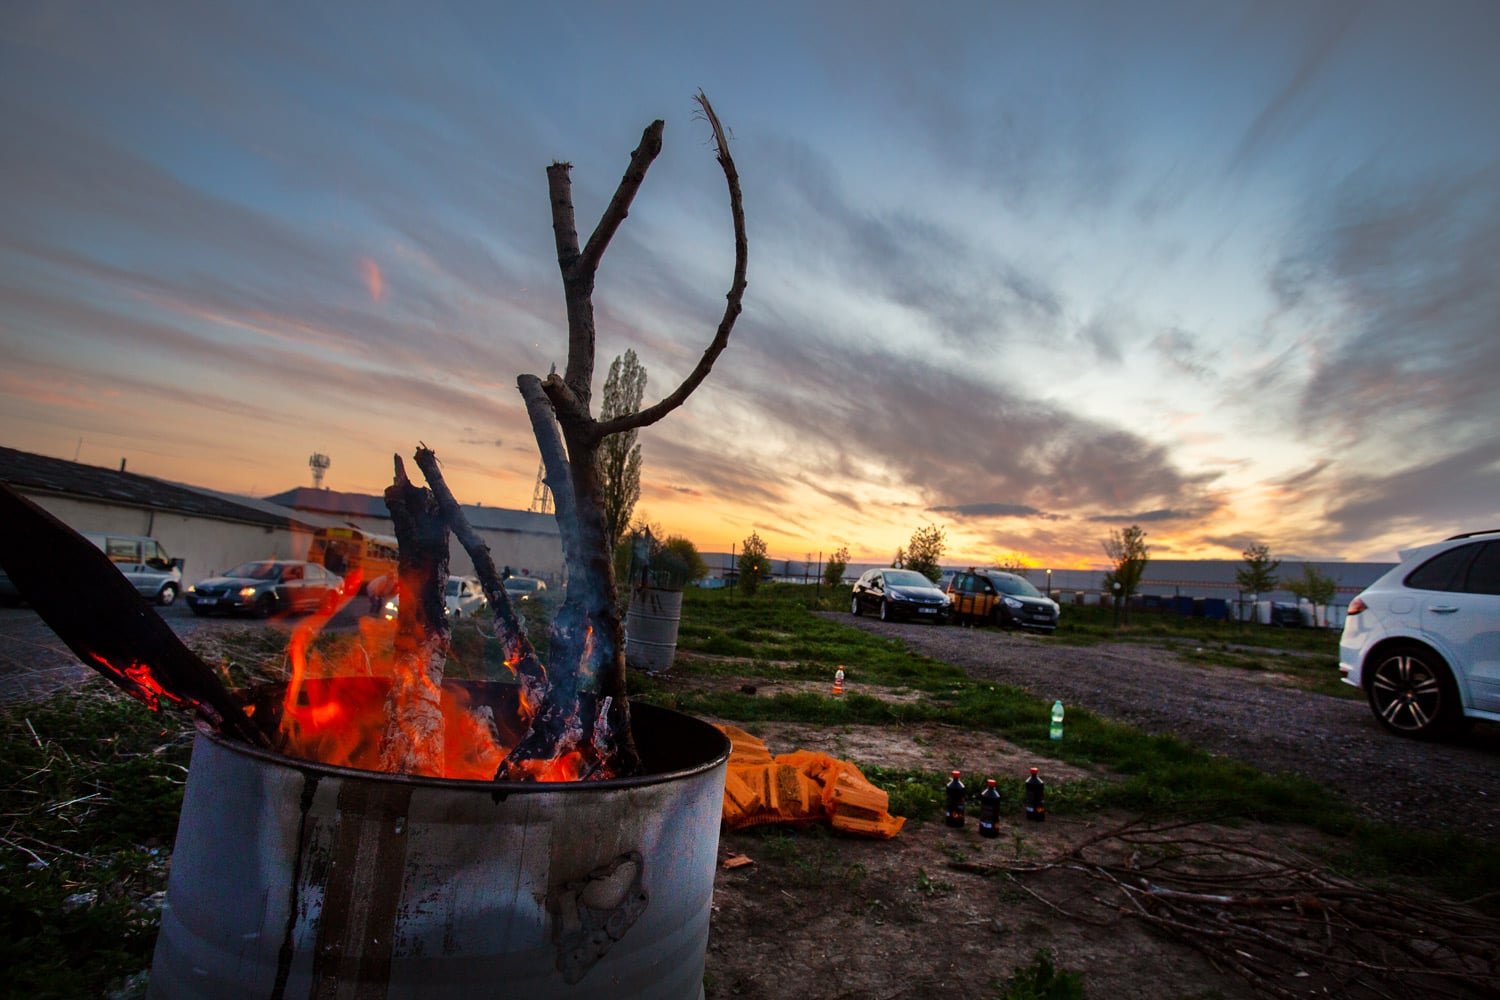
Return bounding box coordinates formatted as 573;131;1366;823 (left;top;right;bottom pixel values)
307;526;399;593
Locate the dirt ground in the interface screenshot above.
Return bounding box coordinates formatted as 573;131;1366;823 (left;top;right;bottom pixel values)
660;648;1500;1000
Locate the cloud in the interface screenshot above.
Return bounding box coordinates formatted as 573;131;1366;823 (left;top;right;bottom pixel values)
929;502;1056;519
1227;2;1363;173
1150;327;1217;381
1087;508;1204;524
1270;164;1500;458
1320;439;1500;544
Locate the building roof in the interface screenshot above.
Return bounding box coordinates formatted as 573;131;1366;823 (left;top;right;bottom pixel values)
263;486;560;537
0;445;307;530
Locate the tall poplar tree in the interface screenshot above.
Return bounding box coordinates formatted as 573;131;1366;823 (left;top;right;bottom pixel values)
597;349;646;550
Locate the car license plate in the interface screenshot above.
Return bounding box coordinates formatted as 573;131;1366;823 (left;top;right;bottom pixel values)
918;607;936;614
197;597;217;606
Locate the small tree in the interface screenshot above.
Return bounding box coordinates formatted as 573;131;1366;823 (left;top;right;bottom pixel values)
1284;563;1337;626
738;532;769;596
597;350;646;550
823;546;850;587
905;524;946;583
1235;543;1280;622
661;535;707;587
1102;524;1150;622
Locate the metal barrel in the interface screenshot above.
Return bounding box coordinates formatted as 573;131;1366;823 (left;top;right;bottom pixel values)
625;588;683;674
148;698;729;1000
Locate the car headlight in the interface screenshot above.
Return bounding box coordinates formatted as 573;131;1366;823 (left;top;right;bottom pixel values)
238;586;259;598
1003;596;1023;609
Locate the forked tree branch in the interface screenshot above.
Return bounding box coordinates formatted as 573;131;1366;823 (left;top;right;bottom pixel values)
550;120;666;407
594;92;747;440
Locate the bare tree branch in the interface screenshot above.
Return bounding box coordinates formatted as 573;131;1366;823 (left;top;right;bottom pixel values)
517;375;583;576
578;120;665;275
549;120;666;407
596;93;747;439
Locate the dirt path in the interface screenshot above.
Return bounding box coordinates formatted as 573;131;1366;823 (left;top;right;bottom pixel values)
835;616;1500;840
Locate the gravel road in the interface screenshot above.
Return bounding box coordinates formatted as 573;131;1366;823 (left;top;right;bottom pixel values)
839;616;1500;841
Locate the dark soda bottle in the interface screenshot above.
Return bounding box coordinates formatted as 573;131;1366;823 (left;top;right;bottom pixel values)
1024;767;1046;822
978;778;1001;837
944;770;965;827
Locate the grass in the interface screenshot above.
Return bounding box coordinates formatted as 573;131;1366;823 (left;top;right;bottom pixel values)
1;582;1495;997
635;585;1500;907
1;684;193;1000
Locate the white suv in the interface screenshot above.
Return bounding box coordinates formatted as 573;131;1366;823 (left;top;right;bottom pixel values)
1340;530;1500;739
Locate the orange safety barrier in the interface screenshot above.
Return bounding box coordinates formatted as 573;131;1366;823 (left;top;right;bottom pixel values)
716;725;905;839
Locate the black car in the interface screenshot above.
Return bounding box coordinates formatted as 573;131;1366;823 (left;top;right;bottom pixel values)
186;560;344;617
850;568;952;623
946;569;1060;631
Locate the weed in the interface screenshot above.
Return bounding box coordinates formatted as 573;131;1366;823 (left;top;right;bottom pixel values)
913;868;954;896
992;948;1085;1000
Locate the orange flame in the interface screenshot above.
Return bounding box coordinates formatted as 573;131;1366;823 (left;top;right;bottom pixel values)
274;604;535;781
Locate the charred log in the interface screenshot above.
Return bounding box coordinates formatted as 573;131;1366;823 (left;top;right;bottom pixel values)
0;482;266;746
410;445;548;729
378;455;451;775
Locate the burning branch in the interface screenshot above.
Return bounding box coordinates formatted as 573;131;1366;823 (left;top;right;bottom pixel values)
377;455;451;775
411;444;547;725
0;483;267;747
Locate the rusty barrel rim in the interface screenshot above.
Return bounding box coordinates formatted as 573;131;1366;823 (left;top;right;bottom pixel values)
200;696;729;793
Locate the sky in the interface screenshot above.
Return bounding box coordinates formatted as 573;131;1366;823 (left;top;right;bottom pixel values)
2;1;1498;569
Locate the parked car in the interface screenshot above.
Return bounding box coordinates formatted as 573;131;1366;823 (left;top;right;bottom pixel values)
446;575;487;617
503;577;547;602
186;560;343;618
946;569;1060;632
850;568;951;623
380;575;491;620
1340;529;1500;739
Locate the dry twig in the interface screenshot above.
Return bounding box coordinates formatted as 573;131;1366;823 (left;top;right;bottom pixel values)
948;817;1500;999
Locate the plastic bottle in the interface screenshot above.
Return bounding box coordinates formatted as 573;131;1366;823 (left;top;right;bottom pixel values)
977;778;1001;838
1024;767;1046;822
1049;699;1065;740
944;770;966;827
832;666;845;696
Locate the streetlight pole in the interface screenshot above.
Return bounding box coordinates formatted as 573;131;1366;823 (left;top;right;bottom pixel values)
1113;581;1122;628
1046;568;1052;599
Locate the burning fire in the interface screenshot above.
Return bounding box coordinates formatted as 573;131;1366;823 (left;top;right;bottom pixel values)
272;581;575;782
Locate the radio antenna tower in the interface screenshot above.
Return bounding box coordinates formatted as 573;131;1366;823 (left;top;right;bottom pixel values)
529;461;553;515
308;452;331;489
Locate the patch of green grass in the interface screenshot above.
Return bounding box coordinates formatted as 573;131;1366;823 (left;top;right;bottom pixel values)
1;682;195;1000
676;587;969;690
862;765;945;822
992;949;1085;1000
746;825;866;890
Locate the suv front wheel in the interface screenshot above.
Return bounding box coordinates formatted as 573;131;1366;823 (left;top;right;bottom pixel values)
1367;643;1463;740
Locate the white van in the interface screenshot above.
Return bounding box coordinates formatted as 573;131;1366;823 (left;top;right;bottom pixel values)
82;532;185;606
